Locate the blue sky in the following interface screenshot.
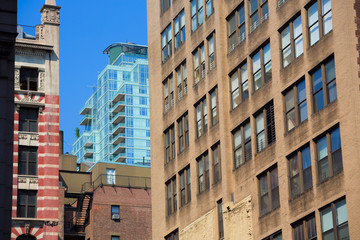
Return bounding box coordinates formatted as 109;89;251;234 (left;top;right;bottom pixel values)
18;0;148;153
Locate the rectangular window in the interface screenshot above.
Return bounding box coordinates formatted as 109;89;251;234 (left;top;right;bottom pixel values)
20;68;38;91
280;14;303;68
255;102;276;153
163;75;174;112
111;205;120;220
197;152;209;193
195;98;207;138
252;42;272;92
217;199;224;239
166;177;177;215
288;146;313;199
179;165;191;206
165;229;179;240
177;113;189;153
227;4;245;52
208;33;215;71
191;0;204;32
176;62;187;100
316;126;342;183
106;168;115;184
233;121;251;169
292;213;317;240
212;143;221;184
174;10;185;50
249;0;269;33
284;79;308;131
307;0;332;46
320;198;349;240
205;0;213;17
19;107;38;132
161;0;171;14
111;236;120;240
210;87;218;126
258;165;279;216
193;44;205;84
17;190;37;218
263;231;282;240
161;24;172;63
164;125;175;164
18;146;37;176
230;62;249;109
311;56;336;113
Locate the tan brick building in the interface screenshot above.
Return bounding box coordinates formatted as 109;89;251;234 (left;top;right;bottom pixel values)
147;0;360;239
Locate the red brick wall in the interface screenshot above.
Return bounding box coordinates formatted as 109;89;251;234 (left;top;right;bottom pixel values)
86;186;152;240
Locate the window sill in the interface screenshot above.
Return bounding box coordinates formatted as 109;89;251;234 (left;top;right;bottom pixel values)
14;89;45;95
233;158;252;172
229;97;249;114
307;29;333;52
288;187;313;203
311;98;338;117
316;170;344;187
194;130;208;142
283;118;308;137
197;187;210;197
258;206;280;220
280;52;304;72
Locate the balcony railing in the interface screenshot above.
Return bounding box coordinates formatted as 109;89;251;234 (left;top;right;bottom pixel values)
92;174;151;190
17;25;36;40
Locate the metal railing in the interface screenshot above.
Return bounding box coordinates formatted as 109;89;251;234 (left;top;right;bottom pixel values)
92;174;151;190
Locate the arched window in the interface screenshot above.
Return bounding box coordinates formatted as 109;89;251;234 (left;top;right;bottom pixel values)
17;235;36;240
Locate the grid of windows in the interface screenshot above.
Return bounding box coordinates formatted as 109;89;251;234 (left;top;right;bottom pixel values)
227;4;245;52
316;126;342;183
195;98;207;138
164;125;176;164
174;10;185;50
193;44;205;84
191;0;204;32
258;165;280;216
161;25;172;63
308;0;332;46
281;14;303;68
230;62;249;109
311;56;336;113
197;152;209;193
166;177;177;215
233;121;251;169
179;165;191;206
177;113;189;153
255;102;276;153
252;42;272;92
176;62;187;100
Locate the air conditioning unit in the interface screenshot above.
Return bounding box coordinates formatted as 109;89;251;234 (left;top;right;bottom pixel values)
112;214;120;220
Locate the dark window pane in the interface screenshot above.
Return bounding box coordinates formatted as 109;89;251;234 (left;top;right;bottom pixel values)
315;90;324;112
319;157;329;182
303;167;313;191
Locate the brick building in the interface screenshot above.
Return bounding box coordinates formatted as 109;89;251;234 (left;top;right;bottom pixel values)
147;0;360;239
12;0;61;239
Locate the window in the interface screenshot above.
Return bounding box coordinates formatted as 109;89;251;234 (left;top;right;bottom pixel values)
179;165;191;206
316;126;342;183
210;87;218;126
258;165;279;216
111;236;120;240
230;62;249;109
111;205;120;220
217;199;224;239
163;75;174;112
307;0;332;46
263;231;282;240
252;42;272;92
227;4;245;52
191;0;203;32
161;24;172;63
233;121;251;169
166;177;177;215
195;98;207;138
292;213;317;240
20;68;38;91
208;33;215;71
205;0;213;17
280;14;303;68
161;0;171;14
176;62;187;100
177;113;189;153
17;190;36;218
164;125;176;164
288;146;312;199
255;102;276;153
197;152;209;193
165;229;179;240
106;168;115;184
249;0;269;33
18;147;37;176
311;56;336;113
19;108;38;132
320;198;349;240
193;44;205;84
212;143;221;184
174;10;185;50
284;79;308;131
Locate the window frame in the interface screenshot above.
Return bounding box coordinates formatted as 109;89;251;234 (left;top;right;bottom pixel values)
163;75;174;112
254;102;276;153
195;97;207;138
193;44;206;84
174;10;186;50
106;168;116;184
227;4;246;53
249;0;269;33
291;213;317;240
179;165;191;206
191;0;204;32
164;125;176;164
205;0;214;18
160;0;171;15
251;42;272;92
230;61;249;109
212;142;221;185
258;165;280;216
207;32;216;71
262;231;282;240
161;24;173;63
217;199;224;239
17;190;37;218
209;87;218;126
166;177;177;215
197;151;209;194
165;228;179;240
176;61;187;101
18;146;37;176
20;67;38;91
233;120;252;169
19;107;39;133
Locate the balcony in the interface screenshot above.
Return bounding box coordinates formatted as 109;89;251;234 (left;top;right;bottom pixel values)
83;148;94;158
82;133;94;148
80;105;92;115
80;114;92;125
112;133;126;146
112;142;126;155
111;122;126;135
112;91;125;103
113;153;126;163
111;111;125;124
92;174;151;189
111;100;125;113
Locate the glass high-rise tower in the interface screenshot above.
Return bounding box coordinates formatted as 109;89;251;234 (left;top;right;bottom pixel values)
73;43;150;166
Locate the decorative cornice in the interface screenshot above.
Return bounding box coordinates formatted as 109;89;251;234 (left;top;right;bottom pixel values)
40;5;61;25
